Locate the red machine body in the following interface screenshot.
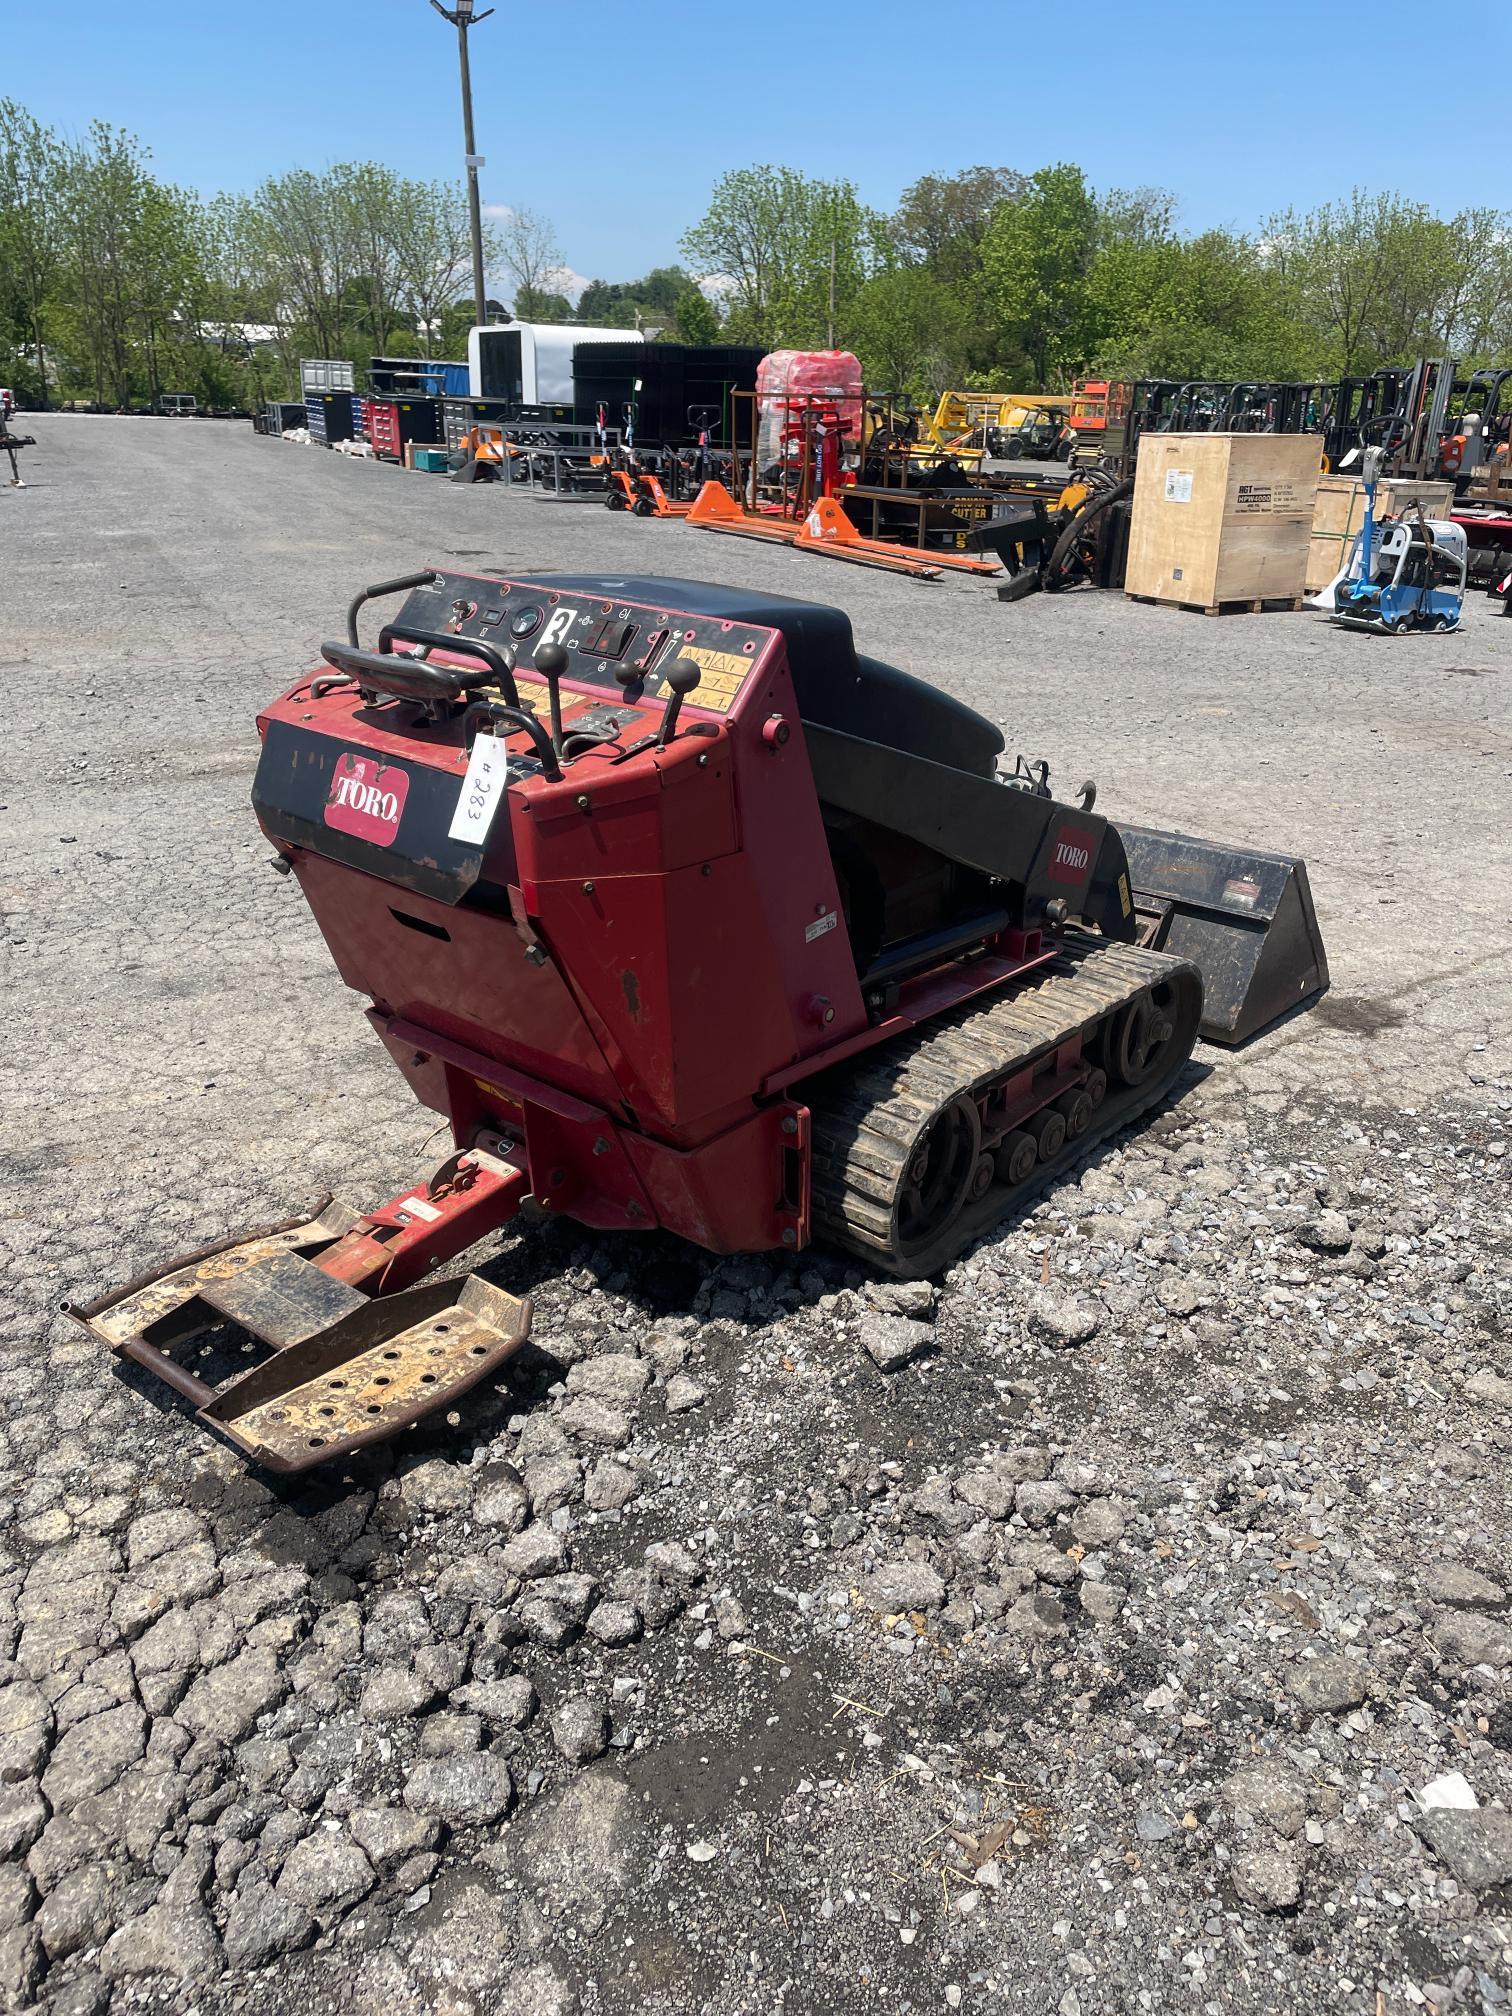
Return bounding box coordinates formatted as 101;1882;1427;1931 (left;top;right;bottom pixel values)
71;565;1328;1470
252;574;1055;1260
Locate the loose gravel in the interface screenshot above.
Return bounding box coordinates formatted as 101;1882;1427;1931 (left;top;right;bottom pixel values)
2;417;1511;2016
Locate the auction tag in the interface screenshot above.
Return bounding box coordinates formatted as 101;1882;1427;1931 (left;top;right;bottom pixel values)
448;734;508;845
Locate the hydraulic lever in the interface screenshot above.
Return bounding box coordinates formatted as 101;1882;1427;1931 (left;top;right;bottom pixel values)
534;642;568;756
657;658;702;748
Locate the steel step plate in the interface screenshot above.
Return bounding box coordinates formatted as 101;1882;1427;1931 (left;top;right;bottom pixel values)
68;1202;363;1354
196;1274;532;1471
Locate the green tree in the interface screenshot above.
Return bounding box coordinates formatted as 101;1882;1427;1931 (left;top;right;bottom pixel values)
495;205;562;322
849;267;969;398
891;166;1024;286
511;286;571;322
1260;190;1476;375
681;165;883;349
0;100;67;405
980;163;1098;385
672;287;720;345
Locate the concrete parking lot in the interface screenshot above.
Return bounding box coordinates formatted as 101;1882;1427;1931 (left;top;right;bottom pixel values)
3;417;1510;2016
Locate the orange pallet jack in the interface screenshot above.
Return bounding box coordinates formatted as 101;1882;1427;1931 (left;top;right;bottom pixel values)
605;454;696;518
797;495;1002;578
688;482;1008;581
686;479;938;577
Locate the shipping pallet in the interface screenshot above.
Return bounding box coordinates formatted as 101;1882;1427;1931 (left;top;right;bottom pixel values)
1126;594;1304;617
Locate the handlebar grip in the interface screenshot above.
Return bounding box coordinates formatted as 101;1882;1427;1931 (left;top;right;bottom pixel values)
319;640;469;708
345;569;441;645
378;624;519;705
462;703;563;782
365;570;441;599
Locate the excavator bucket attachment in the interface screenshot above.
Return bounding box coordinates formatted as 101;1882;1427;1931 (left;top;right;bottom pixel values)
1121;825;1330;1045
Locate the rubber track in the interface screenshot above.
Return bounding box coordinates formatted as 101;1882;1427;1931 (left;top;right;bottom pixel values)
806;933;1202;1278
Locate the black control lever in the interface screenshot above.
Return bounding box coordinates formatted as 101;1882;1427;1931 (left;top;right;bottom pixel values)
657;658;702;749
345;570;440;647
460;701;563;782
377;623;520;707
614;662;645;704
533;642;568;756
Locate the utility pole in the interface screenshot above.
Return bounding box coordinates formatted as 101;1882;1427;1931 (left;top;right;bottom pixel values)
430;0;494;329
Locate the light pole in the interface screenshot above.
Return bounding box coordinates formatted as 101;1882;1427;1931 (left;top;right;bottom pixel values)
430;0;493;330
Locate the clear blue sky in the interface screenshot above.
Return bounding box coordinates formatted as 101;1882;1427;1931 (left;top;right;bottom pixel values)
11;0;1495;294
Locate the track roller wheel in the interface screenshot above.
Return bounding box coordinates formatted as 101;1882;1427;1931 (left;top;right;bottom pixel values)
1109;981;1182;1089
1085;1067;1108;1109
996;1130;1038;1185
897;1096;981;1263
968;1154;995;1203
1055;1087;1094;1140
1028;1108;1067;1161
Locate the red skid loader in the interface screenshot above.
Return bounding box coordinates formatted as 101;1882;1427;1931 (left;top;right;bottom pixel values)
68;570;1328;1471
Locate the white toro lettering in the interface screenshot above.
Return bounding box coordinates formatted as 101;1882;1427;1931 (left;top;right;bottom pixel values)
332;774;400;822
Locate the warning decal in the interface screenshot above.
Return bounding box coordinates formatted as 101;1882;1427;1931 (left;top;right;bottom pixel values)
681;643;753;716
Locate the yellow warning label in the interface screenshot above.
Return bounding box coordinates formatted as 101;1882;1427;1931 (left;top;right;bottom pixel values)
1118;872;1132;918
691;686;736;715
513;679;551;710
683;643;752;714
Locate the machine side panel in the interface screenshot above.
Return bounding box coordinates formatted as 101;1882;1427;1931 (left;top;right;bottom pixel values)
290;853;624;1110
803;724;1113;928
527;859;799;1132
254;714;496;907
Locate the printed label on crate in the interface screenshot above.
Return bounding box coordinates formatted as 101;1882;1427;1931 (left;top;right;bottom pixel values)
1232;480;1306;515
324;752;409;846
1164;470;1194;504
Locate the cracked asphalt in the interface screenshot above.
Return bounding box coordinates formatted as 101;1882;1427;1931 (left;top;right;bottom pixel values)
1;416;1510;2016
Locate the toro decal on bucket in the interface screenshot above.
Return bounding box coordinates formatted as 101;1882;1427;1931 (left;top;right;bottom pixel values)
1048;825;1096;883
324;752;409;846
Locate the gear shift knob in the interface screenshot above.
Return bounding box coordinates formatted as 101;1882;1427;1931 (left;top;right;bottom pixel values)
657;657;701;747
534;641;568;754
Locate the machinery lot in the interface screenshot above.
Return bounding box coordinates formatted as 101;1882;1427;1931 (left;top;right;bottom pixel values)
4;418;1512;2016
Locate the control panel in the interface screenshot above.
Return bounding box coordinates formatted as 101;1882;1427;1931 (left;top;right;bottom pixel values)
392;572;775;719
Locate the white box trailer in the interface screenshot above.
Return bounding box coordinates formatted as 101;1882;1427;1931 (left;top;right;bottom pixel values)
467;321;644;406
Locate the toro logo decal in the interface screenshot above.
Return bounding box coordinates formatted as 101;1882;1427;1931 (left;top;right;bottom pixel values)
1048;823;1095;885
324;751;410;847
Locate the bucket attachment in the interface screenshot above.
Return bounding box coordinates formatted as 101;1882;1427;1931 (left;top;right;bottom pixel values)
66;1150;534;1470
1120;825;1330;1045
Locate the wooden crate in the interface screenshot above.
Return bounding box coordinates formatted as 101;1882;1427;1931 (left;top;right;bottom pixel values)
1306;474;1455;591
1125;434;1322;611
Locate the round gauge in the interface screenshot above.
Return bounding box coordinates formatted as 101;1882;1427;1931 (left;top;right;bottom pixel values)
509;605;544;640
